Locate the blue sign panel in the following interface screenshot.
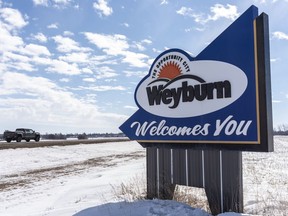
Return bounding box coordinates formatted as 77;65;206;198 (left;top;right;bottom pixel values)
120;6;273;151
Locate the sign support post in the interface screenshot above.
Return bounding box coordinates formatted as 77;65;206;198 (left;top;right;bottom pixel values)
146;147;243;214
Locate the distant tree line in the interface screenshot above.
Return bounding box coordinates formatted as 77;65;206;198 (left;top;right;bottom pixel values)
273;124;288;135
41;132;126;140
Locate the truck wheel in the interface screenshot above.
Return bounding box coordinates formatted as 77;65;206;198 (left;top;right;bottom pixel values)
6;139;11;143
16;136;22;142
26;139;30;142
35;136;40;142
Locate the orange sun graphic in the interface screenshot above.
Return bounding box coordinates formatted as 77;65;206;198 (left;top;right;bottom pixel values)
158;62;182;80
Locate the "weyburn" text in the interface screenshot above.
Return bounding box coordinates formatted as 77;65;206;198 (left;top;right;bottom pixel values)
146;80;231;109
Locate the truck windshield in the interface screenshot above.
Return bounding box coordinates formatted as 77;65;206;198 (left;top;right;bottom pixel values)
16;129;24;132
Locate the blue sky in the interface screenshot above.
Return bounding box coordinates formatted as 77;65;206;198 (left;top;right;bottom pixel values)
0;0;287;133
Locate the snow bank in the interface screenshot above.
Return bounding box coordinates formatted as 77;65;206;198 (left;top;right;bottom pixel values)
74;200;210;216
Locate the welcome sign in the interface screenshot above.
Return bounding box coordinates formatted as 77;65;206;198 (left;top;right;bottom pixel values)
120;5;273;152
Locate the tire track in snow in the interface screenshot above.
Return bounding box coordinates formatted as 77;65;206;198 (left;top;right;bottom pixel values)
0;151;144;191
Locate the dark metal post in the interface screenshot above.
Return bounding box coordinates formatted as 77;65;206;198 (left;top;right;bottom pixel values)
222;151;243;212
204;150;222;214
146;147;243;215
158;148;175;199
146;147;158;199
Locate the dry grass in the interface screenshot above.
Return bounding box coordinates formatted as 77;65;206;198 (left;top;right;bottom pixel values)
173;185;211;213
111;173;147;202
111;175;212;214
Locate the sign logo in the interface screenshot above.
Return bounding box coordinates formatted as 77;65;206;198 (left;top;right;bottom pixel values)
136;50;248;118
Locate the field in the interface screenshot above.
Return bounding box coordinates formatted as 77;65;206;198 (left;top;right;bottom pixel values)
243;136;288;215
0;136;287;216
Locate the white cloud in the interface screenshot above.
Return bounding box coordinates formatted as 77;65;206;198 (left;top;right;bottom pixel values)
122;51;149;68
84;32;129;55
59;78;70;82
33;0;72;7
0;30;51;72
0;34;51;73
160;0;168;5
208;4;239;21
3;52;29;62
93;0;113;17
53;0;71;4
176;7;206;24
133;39;152;51
122;23;129;28
104;78;116;82
0;6;92;77
59;52;90;63
46;59;81;75
272;100;282;103
273;31;288;40
0;7;54;74
0;7;28;30
32;56;52;66
79;85;126;92
0;28;24;52
177;4;239;25
81;67;93;74
152;48;162;53
63;30;74;36
272;0;283;2
0;72;58;96
0;72;126;132
176;7;192;16
95;66;118;79
258;0;288;3
21;43;51;56
74;4;80;10
47;23;58;29
32;0;48;6
31;32;48;43
52;35;91;53
194;27;205;32
141;39;152;44
84;32;149;68
124;105;137;110
3;53;35;71
133;42;145;51
124;70;146;77
83;77;96;82
271;58;280;63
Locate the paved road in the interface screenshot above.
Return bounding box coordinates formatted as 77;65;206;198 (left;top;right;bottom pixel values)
0;138;130;150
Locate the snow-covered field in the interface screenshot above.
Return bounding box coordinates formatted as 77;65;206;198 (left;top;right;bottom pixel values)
0;137;287;216
243;136;288;215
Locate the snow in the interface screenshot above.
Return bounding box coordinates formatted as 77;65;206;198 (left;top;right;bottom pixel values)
0;137;287;216
75;200;211;216
243;136;288;215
